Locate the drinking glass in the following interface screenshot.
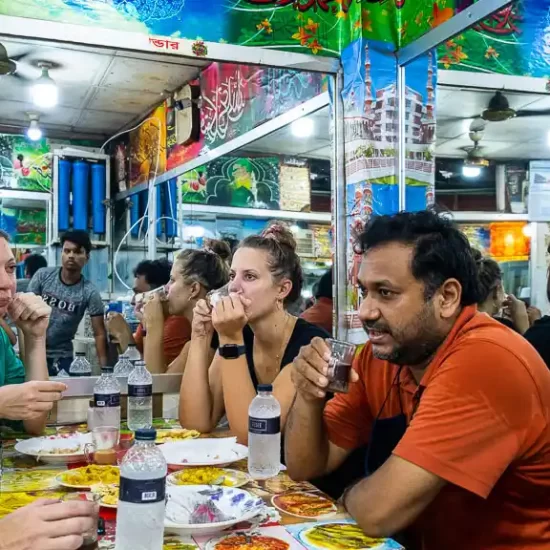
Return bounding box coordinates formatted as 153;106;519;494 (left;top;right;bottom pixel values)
84;426;120;465
326;339;357;393
62;492;100;550
206;282;231;308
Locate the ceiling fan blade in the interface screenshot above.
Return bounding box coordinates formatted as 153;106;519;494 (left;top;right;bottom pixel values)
440;116;478;123
515;109;550;117
9;52;32;63
10;72;31;82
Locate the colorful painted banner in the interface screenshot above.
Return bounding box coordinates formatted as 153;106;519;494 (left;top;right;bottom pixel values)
0;0;475;55
179;155;280;209
165;62;325;176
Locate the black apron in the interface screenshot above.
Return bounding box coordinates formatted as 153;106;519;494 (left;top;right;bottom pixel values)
363;368;423;550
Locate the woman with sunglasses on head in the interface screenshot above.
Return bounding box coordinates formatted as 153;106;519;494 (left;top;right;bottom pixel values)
179;225;329;444
141;241;230;373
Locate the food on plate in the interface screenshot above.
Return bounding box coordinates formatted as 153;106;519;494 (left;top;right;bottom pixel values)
169;467;246;487
92;484;119;507
41;445;82;455
213;535;290;550
156;429;200;443
58;465;120;487
272;492;336;518
302;523;386;549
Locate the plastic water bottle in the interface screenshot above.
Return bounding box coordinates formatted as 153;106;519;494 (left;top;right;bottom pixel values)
93;366;121;430
123;301;140;333
248;384;281;479
114;353;133;376
127;360;153;431
68;352;92;377
126;343;141;367
115;429;167;550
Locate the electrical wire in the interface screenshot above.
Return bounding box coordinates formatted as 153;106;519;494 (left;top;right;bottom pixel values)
99;117;158;153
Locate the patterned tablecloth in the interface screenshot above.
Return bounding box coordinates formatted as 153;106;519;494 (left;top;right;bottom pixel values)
0;421;403;550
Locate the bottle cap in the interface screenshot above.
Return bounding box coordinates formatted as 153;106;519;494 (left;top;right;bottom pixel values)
135;429;156;441
257;384;273;392
75;351;86;356
102;366;114;374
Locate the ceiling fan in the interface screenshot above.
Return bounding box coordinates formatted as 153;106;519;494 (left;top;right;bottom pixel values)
0;42;34;81
448;90;550;123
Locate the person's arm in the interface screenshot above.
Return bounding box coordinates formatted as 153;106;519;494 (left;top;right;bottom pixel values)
90;316;108;367
105;312;133;354
179;299;223;432
88;288;107;367
142;295;167;373
285;337;360;480
0;317;16;346
166;341;190;374
343;455;445;537
8;293;53;434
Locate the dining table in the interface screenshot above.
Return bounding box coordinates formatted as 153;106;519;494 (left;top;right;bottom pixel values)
0;419;403;550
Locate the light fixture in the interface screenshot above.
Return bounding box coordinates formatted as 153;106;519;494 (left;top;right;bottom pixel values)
182;224;205;239
291;117;314;138
462;165;481;178
522;223;534;238
290;223;300;233
30;63;58;109
26;114;42;141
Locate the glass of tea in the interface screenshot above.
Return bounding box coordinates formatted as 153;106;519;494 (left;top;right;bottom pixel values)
84;426;120;465
62;492;100;550
206;282;231;308
326;339;357;393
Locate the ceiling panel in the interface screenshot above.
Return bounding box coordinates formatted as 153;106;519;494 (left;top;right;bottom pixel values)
0;35;206;138
87;87;162;115
99;58;199;94
76;110;133;132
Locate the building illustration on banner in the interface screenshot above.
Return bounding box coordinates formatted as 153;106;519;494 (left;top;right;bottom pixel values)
342;42;435;335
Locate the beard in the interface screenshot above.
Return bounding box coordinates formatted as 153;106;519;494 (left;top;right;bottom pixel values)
364;300;446;366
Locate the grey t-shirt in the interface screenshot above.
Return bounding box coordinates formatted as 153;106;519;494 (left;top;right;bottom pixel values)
28;267;104;359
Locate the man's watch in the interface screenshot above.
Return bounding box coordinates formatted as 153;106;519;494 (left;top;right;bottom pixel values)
219;344;246;359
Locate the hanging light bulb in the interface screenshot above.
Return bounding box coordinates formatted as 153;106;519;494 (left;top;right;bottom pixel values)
30;63;58;109
26;115;42;141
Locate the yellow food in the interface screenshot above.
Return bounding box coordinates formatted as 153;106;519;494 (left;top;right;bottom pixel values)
156;429;200;443
171;467;229;486
303;523;386;549
0;491;66;518
58;465;120;487
92;484;119;506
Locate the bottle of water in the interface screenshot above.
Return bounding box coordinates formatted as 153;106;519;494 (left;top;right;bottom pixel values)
115;429;167;550
114;353;133;377
127;360;153;431
69;352;92;377
248;384;281;479
93;366;121;430
123;301;140;333
126;343;141;368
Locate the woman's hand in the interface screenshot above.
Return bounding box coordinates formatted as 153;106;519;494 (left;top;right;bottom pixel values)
212;293;251;343
142;294;165;330
503;294;530;334
192;299;214;339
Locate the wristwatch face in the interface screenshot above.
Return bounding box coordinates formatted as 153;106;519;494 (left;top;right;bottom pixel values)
220;344;242;359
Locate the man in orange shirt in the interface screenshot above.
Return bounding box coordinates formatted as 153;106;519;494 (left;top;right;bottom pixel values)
301;269;333;335
286;210;550;550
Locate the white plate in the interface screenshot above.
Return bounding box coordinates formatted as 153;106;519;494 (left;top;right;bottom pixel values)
14;433;92;464
158;437;248;467
164;485;264;536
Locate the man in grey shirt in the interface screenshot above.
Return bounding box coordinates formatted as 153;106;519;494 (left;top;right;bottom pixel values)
28;231;108;376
